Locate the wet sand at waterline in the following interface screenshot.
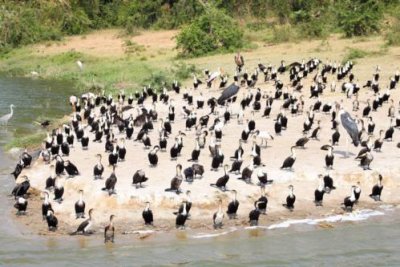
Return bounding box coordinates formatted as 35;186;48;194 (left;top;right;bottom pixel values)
13;61;400;237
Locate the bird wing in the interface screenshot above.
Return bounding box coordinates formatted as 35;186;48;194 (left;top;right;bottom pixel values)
217;83;240;104
340;111;359;146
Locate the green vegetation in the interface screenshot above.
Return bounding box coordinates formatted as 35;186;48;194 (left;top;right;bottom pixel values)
176;8;243;57
2;0;400;57
341;47;388;64
342;48;370;63
4;132;45;150
337;0;382;37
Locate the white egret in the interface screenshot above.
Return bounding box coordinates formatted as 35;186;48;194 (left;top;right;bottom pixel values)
0;104;15;125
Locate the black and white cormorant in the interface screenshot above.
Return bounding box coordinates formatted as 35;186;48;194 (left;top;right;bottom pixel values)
102;166;117;196
175;201;188;229
14;196;28;215
370;174;383;201
142;201;154;225
108;147;118;166
281;147;296;170
239;162;254;184
165;164;183;194
54;176;64;203
256;186;268;214
42;191;53;220
132;169;148;188
257;169;273;186
354;181;362;202
70;208;94;235
213;199;224;229
74;189;86;219
46;210;58;231
282;185;296;211
249;201;261;226
210;164;229;191
342;186;356;212
93;154;104;179
64;160;79;177
12;176;30;198
227;190;239;219
148;146;160;167
117;138;126;161
325;146;334;169
314;175;325;206
188;139;201;162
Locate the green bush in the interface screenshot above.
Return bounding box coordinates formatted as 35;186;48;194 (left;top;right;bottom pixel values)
61;9;92;35
170;61;199;80
386;21;400;46
176;8;244;57
342;48;369;64
337;0;382;37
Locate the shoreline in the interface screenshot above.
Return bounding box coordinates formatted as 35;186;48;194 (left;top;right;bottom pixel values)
11;186;397;238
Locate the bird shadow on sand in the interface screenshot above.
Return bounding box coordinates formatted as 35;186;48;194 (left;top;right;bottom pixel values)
333;150;356;158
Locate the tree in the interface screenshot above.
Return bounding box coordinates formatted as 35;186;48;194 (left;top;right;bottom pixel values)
176;8;243;57
337;0;382;37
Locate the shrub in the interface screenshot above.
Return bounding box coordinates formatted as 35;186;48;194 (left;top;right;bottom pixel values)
61;9;92;35
342;48;368;64
386;19;400;46
176;8;244;57
337;0;382;37
170;61;199;80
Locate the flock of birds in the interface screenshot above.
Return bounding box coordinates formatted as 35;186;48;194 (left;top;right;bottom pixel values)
7;52;398;243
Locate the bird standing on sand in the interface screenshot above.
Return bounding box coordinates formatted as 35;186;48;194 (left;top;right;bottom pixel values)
283;185;296;211
213;199;224;229
175;201;188;229
142;202;153;225
71;208;94;235
74;190;86;219
370;174;383;201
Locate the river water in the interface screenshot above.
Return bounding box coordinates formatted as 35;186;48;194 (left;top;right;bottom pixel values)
0;77;399;266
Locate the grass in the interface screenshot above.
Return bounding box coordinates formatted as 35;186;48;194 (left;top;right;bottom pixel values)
341;46;388;64
0;47;180;94
5;132;46;150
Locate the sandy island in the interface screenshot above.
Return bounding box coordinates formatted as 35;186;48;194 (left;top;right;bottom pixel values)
11;55;400;238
